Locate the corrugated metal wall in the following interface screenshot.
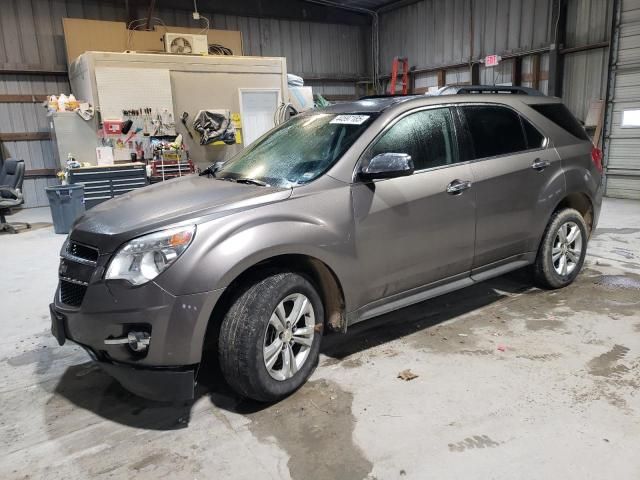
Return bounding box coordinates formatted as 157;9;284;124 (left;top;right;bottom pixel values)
379;0;612;122
0;75;68;207
0;0;369;207
563;0;613;121
379;0;472;69
148;7;369;79
379;0;553;70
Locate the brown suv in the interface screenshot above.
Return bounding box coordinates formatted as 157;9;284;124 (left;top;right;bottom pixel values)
51;91;603;402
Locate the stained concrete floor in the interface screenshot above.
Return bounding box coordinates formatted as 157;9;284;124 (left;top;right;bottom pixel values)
1;198;639;480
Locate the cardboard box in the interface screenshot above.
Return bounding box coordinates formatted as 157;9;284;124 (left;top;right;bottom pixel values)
62;19;127;65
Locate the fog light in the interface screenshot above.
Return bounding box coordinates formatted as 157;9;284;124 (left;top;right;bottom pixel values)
104;331;150;352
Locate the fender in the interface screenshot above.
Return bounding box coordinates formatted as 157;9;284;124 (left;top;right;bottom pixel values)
155;182;360;310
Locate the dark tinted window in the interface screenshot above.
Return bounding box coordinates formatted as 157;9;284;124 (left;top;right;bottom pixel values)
368;108;456;170
530;103;589;140
522;117;545;149
462;106;527;159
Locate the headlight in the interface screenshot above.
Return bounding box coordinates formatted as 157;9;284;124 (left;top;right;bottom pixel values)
105;225;195;285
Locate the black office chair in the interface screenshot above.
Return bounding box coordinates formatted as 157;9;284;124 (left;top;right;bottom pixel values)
0;159;31;234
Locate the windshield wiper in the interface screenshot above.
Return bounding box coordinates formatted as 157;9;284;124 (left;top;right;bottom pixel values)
199;161;225;177
235;178;269;187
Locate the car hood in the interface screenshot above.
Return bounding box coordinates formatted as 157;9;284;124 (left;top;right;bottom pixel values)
70;175;292;252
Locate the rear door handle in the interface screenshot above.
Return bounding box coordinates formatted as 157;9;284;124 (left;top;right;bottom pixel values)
446;179;472;194
531;158;551;171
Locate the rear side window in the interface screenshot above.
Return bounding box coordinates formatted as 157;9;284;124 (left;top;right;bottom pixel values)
529;103;589;140
522;117;545;149
368;108;457;170
462;106;527;159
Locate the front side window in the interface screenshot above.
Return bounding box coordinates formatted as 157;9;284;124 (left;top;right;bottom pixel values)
462;106;527;159
217;113;375;187
367;108;457;171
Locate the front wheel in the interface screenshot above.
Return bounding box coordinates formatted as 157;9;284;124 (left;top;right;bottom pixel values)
534;208;588;289
218;272;323;402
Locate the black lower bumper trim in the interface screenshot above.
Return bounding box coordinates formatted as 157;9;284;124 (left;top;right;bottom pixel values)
99;361;196;402
50;303;66;346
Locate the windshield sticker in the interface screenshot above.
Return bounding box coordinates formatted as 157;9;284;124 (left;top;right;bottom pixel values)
330;115;370;125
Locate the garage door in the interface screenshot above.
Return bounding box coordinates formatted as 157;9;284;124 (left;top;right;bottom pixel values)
606;0;640;199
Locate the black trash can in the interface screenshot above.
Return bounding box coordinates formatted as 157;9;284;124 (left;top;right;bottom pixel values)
45;184;85;234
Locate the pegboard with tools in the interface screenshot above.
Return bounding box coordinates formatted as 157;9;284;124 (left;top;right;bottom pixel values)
99;106;178;162
119;107;176;138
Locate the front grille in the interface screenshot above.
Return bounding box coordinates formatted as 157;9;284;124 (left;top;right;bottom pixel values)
60;280;87;307
59;241;97;307
67;241;99;263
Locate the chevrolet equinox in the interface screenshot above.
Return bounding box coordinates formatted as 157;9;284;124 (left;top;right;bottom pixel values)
51;92;603;402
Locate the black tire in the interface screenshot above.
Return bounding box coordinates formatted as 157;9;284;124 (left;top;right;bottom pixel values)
534;208;588;289
218;272;323;402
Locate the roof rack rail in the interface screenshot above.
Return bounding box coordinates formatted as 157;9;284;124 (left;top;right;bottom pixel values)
434;85;544;96
358;93;419;100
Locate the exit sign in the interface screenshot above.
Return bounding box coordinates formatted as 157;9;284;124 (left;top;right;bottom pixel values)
485;54;501;67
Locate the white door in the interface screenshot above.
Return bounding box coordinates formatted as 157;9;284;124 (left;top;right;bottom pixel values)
239;89;280;146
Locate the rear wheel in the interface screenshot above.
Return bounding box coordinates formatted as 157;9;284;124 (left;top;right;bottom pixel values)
218;272;323;402
534;208;587;289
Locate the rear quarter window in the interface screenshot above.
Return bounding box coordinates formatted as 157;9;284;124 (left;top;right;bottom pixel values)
521;117;546;149
462;105;528;159
529;103;590;141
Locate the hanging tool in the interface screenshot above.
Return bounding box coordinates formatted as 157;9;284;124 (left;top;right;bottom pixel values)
181;112;194;139
121;119;134;135
389;57;409;95
123;127;143;144
143;107;151;136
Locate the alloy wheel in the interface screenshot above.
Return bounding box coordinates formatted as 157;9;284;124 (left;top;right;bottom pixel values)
551;221;583;276
263;293;315;381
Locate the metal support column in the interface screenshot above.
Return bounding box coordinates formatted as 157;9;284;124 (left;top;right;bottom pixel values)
548;0;567;97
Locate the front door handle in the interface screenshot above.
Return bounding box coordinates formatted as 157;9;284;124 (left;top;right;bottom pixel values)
446;179;472;194
531;158;551;171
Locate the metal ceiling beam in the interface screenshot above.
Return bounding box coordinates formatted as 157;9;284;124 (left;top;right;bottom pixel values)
147;0;371;25
376;0;426;13
125;0;138;24
145;0;157;30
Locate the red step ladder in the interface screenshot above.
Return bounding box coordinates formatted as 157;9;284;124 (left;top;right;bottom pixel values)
389;57;409;95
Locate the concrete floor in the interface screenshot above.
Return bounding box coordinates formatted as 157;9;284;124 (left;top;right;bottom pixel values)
1;199;639;480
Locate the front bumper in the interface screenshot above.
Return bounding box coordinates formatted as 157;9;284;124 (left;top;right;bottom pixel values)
52;281;223;365
51;301;200;402
52;306;196;401
51;280;224;401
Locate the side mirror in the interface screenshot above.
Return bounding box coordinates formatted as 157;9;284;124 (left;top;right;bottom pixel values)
359;153;414;181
